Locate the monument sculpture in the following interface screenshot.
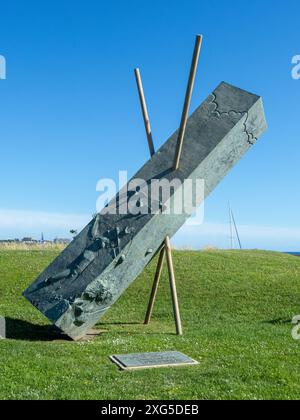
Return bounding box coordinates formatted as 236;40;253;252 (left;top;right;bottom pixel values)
23;36;267;340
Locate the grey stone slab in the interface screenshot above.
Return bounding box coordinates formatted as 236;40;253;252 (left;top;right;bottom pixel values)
110;351;198;370
23;82;267;340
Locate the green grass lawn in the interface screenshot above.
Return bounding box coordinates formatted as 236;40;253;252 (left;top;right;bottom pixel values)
0;248;300;400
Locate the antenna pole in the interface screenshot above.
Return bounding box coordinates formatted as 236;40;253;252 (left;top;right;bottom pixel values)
229;203;234;249
231;209;242;250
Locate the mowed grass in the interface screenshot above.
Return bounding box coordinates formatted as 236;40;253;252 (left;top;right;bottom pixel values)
0;248;300;400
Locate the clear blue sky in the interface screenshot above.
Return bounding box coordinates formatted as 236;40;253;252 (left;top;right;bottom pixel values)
0;0;299;250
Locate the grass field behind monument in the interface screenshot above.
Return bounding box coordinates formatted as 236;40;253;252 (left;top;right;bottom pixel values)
0;248;300;400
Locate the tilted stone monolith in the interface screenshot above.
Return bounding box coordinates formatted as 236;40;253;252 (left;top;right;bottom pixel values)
23;82;267;340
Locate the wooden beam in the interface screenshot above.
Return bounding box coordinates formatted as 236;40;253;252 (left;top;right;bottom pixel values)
164;236;183;336
173;35;203;171
144;247;165;325
134;68;155;157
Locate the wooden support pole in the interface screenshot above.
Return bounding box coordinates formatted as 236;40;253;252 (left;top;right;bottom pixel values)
134;62;183;335
173;35;203;171
144;238;183;336
164;236;183;336
144;247;165;325
134;68;155;157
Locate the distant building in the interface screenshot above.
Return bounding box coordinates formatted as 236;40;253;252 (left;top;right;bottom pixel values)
53;238;71;245
21;237;37;244
0;237;70;246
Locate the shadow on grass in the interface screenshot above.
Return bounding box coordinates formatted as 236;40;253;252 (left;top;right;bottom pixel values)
4;318;71;342
4;318;177;341
99;321;178;336
264;318;292;325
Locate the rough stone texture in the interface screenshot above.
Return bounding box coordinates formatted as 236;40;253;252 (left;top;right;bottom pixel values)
23;82;267;340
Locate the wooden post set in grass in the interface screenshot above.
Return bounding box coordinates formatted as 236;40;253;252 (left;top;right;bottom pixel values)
134;35;203;336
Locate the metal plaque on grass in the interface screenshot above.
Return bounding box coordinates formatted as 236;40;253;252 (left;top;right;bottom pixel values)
0;317;6;339
110;351;199;370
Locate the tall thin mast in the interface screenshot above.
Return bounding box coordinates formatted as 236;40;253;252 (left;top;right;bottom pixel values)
229;203;234;249
231;207;242;250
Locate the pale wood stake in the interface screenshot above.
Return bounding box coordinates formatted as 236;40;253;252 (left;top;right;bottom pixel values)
164;236;183;336
173;35;203;171
144;247;165;325
134;68;155;157
135;60;184;335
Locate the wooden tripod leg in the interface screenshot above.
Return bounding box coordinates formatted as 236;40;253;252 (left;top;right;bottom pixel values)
134;68;155;157
173;35;203;171
164;236;183;336
144;247;165;325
